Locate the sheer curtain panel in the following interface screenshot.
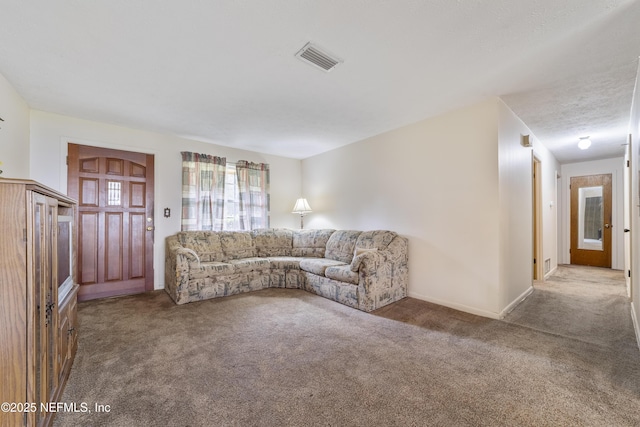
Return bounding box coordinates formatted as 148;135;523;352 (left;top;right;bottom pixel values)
235;160;270;230
181;152;226;231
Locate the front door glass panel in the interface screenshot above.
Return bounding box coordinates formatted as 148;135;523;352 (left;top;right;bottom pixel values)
578;185;603;251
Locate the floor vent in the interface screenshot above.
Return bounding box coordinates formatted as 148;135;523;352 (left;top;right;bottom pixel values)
295;42;342;72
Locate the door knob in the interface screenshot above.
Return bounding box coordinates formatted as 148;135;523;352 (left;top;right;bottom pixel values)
147;226;154;231
604;224;612;229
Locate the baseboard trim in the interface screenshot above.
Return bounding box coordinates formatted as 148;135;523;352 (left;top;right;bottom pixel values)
499;286;534;319
544;266;557;280
407;292;501;320
632;302;640;351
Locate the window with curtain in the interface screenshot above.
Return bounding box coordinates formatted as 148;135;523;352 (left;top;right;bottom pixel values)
181;152;270;231
181;152;227;231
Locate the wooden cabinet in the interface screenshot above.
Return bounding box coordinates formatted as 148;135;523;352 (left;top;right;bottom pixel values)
0;178;78;427
56;288;78;391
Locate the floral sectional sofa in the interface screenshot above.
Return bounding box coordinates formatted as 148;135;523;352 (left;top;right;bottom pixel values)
165;229;408;312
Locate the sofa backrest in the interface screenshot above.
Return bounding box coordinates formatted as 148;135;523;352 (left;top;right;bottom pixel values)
292;229;335;258
354;230;397;251
252;228;293;257
177;231;225;262
173;229;400;263
324;230;362;264
219;231;256;260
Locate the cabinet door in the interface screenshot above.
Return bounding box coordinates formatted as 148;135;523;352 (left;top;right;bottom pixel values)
68;295;78;359
45;195;59;404
58;303;70;383
30;193;48;423
53;285;78;401
28;193;59;426
57;287;78;385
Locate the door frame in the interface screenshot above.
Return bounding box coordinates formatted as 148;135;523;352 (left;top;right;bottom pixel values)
624;136;633;298
533;155;543;280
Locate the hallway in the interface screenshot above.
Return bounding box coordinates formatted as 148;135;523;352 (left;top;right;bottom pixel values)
504;265;636;349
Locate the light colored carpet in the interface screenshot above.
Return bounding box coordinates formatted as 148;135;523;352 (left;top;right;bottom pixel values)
504;264;634;347
54;266;640;426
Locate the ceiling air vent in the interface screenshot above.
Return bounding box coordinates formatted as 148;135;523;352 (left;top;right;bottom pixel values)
295;42;343;72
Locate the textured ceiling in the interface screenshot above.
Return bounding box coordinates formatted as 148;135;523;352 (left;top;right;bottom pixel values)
0;1;639;162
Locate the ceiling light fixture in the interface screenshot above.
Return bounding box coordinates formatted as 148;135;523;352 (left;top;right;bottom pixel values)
578;136;591;150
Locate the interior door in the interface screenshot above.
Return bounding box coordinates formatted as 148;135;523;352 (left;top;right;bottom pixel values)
68;144;154;301
570;174;612;268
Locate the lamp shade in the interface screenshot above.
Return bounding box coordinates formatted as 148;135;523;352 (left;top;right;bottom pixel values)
292;198;312;214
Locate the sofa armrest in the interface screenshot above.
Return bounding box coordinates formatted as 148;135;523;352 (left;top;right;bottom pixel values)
350;235;408;274
165;235;196;303
350;251;385;273
177;247;200;265
354;235;408;311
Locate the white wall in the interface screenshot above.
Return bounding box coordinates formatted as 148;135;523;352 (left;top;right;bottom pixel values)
303;98;504;317
496;100;560;313
0;73;30;177
29;110;302;290
302;97;561;318
497;100;561;283
559;157;625;269
497;101;533;311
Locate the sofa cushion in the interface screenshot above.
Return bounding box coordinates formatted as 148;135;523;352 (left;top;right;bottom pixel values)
324;230;362;264
325;265;359;285
299;258;347;276
228;257;271;273
178;231;225;262
292;229;335;257
266;257;303;270
252;228;293;257
355;230;397;251
219;231;256;260
189;262;235;279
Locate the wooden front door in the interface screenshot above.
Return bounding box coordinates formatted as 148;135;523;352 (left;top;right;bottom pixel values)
570;174;612;268
68;144;154;301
